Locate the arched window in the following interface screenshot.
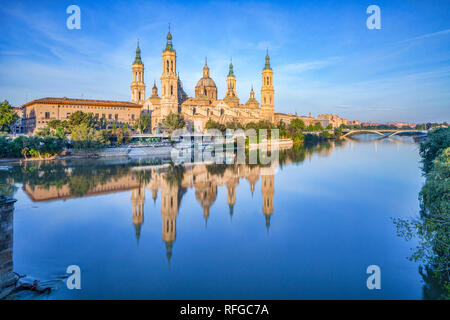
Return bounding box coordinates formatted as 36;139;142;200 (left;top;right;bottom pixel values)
171;60;173;72
135;72;137;81
264;97;266;104
171;85;173;95
139;92;141;100
166;60;169;73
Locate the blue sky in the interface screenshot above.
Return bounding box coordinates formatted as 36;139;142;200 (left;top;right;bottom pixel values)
0;0;449;122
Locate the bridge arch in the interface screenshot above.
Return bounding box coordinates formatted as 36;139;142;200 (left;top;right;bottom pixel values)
342;130;385;138
386;130;427;138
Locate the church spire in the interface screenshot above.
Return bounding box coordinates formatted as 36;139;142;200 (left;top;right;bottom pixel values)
165;23;174;51
228;57;234;77
264;48;271;70
203;56;210;78
134;40;142;64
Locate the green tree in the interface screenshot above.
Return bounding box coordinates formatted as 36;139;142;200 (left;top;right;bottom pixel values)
0;100;19;132
205;119;225;132
394;136;450;299
137;113;151;133
68;111;98;129
163;112;186;131
419;128;450;174
289;118;305;131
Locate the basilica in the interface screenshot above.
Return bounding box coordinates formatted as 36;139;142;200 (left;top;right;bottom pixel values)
18;26;351;135
132;25;276;132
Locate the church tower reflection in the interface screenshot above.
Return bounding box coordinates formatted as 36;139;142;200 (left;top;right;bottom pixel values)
226;176;238;220
195;182;217;226
131;185;145;244
160;178;184;265
261;166;274;233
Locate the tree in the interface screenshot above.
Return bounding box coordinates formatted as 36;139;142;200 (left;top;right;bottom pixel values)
419;128;450;174
68;111;98;129
205;119;225;132
394;135;450;299
289;118;305;131
137;113;151;133
0;100;19;132
163;112;186;131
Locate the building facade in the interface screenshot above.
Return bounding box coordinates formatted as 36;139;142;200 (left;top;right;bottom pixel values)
21;97;142;134
144;26;277;132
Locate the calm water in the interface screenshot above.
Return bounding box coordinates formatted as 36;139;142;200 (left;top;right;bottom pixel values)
2;135;427;299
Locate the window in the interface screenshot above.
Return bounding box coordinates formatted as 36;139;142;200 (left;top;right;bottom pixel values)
108;114;112;120
131;114;135;120
171;85;173;95
166;60;169;73
171;60;173;72
139;91;141;100
115;114;118;120
66;113;70;119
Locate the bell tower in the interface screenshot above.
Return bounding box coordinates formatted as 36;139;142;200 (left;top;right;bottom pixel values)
224;58;239;106
160;24;179;118
131;40;145;104
260;49;274;122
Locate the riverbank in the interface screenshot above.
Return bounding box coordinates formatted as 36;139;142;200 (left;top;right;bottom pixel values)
1;139;299;164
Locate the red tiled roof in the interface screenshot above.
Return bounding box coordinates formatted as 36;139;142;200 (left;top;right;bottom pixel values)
22;97;141;108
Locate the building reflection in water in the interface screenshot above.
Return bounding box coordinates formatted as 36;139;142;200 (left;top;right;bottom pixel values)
17;141;342;265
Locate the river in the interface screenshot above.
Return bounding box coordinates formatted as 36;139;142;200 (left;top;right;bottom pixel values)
1;134;427;299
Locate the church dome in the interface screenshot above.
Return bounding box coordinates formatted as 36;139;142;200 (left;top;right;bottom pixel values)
195;77;216;88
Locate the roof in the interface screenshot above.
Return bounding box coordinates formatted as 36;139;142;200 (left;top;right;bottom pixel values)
196;77;217;88
22;97;142;108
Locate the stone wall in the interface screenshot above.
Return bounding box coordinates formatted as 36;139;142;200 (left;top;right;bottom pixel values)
0;198;16;299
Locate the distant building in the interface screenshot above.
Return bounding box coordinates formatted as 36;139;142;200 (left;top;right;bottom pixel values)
21;97;142;134
386;122;417;128
317;113;356;128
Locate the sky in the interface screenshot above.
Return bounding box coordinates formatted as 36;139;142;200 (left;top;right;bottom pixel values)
0;0;449;123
